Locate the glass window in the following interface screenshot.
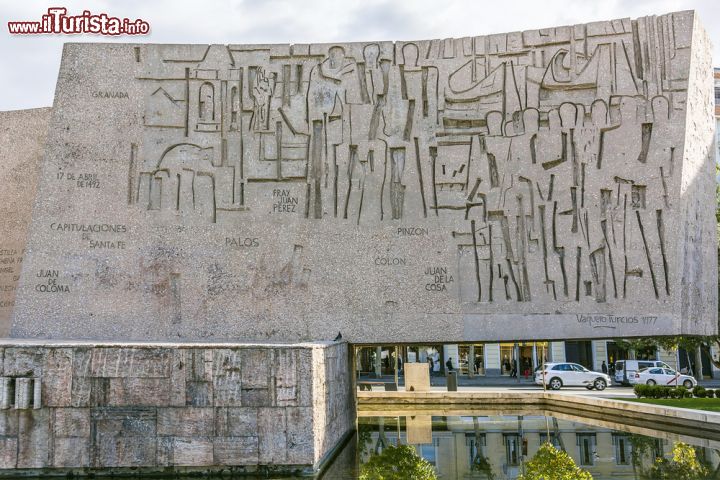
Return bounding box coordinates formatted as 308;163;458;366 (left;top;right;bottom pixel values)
649;368;663;374
505;434;521;466
652;439;666;459
571;364;586;372
577;434;596;466
616;362;624;371
465;433;487;468
420;440;437;466
664;369;676;375
639;362;654;369
613;435;631;465
500;346;515;375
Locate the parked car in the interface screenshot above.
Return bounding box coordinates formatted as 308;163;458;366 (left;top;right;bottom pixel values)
614;360;671;385
630;367;696;388
535;362;612;390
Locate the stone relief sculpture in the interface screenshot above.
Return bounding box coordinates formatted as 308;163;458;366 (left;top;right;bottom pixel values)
9;11;715;342
131;14;690;308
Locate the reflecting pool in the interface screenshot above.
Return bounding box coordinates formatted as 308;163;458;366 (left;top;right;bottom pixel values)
319;409;720;479
10;408;720;479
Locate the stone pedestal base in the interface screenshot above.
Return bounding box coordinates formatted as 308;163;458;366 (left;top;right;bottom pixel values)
0;340;353;475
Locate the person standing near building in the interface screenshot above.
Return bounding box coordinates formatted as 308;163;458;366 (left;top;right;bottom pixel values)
427;357;434;376
446;357;454;373
433;352;441;376
601;361;608;374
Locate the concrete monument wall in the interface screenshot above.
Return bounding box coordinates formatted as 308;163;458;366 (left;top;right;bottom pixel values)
0;109;50;336
9;11;717;343
0;341;352;474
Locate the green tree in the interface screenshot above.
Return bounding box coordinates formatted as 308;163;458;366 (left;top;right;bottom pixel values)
649;442;709;480
614;338;658;359
519;442;593;480
629;434;661;479
615;335;720;376
359;444;437;480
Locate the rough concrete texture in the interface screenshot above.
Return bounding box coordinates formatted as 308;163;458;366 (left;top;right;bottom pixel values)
404;362;431;392
0;341;353;473
9;11;716;342
0;109;50;337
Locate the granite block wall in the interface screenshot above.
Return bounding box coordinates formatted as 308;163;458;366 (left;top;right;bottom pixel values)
0;341;353;474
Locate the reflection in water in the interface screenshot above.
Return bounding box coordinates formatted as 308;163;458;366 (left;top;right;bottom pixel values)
358;444;436;480
352;414;720;480
522;442;592;480
46;412;717;479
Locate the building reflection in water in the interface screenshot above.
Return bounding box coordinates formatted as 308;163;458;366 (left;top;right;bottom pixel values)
356;415;720;479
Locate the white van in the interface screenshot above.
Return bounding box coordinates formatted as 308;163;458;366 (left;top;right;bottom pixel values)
614;360;671;385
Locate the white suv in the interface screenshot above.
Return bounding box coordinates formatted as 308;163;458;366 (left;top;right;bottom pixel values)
535;362;612;391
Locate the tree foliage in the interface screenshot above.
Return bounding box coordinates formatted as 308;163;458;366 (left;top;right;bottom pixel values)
614;335;720;371
359;444;437;480
649;442;709;480
629;434;660;478
519;442;593;480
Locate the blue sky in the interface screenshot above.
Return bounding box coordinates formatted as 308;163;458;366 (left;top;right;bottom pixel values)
1;0;719;110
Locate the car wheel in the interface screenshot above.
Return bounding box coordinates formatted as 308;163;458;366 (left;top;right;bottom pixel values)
683;380;693;389
549;378;562;390
646;379;656;386
594;378;607;391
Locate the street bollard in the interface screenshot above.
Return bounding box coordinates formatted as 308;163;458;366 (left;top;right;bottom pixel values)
447;371;458;391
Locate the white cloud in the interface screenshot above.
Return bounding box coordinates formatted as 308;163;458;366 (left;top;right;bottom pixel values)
1;0;718;110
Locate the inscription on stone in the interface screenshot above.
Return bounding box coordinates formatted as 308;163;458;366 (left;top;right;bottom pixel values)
50;222;128;249
56;171;101;188
397;227;428;237
34;269;70;293
425;266;454;292
374;257;407;267
0;249;22;301
91;91;129;99
272;189;298;213
226;237;260;248
576;314;658;327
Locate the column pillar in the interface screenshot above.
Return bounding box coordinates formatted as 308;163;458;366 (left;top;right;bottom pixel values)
549;342;566;363
375;346;382;378
15;378;31;409
0;378;11;410
468;345;475;378
485;344;501;376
